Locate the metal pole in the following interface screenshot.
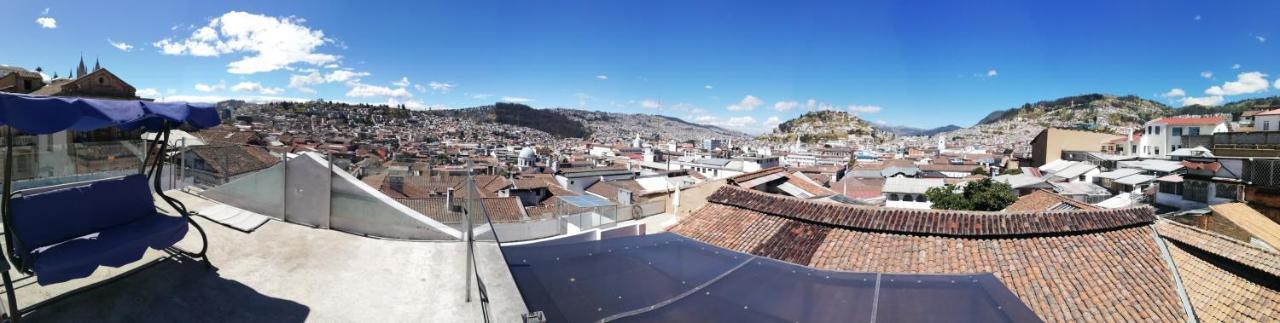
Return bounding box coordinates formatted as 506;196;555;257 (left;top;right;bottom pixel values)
464;161;474;302
281;152;288;220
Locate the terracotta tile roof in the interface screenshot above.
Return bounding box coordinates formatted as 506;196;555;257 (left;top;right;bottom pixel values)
1003;189;1100;213
1156;221;1280;322
1157;221;1280;277
395;197;463;224
703;186;1152;236
779;171;835;197
585;181;623;201
480;197;527;223
835;177;885;199
188;145;279;176
1154;116;1225;125
671;186;1186;322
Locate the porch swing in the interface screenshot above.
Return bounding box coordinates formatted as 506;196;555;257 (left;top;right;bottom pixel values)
0;92;221;321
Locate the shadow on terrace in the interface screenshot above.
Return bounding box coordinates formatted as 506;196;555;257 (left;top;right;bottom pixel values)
0;93;524;322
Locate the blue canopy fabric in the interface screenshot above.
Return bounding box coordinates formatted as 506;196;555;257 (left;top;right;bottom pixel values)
0;92;220;134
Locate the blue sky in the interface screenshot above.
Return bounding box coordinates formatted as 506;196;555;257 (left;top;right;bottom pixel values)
4;1;1279;132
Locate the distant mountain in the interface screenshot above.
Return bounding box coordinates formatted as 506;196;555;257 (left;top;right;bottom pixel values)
874;124;963;137
1176;96;1280;116
431;103;592;138
550;109;751;143
975;94;1172;128
762;110;891;144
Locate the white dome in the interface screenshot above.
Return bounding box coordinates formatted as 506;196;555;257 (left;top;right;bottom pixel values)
518;146;536;159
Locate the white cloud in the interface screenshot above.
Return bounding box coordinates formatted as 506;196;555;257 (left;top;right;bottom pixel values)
230;81;284;95
1181;95;1224;106
287;69;371;94
346;83;411;98
500;96;534;103
194;81;226;92
36;17;57;29
764;116;783;127
1275;78;1280;90
1256;35;1268;43
1204;72;1269;96
136;88;161;98
704;85;713;90
847;105;883;114
153;11;339;74
1162;88;1186;98
773;101;800;112
639;99;662;109
391;77;410;87
726;95;763;111
427;81;454;93
1200;71;1213;79
986;69;998;77
1193;15;1201;21
693;115;760;131
1232;64;1241;70
325;69;369;82
470;93;492;100
107;38;133;52
596;75;608;80
41;8;50;15
323;64;339;69
288;73;323;94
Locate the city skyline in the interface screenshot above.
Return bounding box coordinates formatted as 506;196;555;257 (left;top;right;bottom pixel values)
3;1;1279;132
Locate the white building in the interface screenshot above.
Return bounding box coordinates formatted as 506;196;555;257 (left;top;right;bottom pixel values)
1252;108;1280;131
882;177;946;209
1137;117;1227;159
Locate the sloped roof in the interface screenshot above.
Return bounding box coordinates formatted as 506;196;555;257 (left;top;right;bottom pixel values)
1003;189;1100;212
1207;203;1280;250
670;186;1185;322
1155;221;1280;322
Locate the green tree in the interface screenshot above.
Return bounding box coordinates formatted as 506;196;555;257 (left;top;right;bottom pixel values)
923;178;1017;211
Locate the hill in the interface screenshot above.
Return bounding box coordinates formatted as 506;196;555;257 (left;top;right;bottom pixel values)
976;94;1172;128
1176;96;1280;116
550;109;751;143
431;103;592;138
762;110;890;144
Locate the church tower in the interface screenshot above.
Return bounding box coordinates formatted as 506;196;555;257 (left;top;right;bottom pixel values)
75;55;87;78
93;57;101;72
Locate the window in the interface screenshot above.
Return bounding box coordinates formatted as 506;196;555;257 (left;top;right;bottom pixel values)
915;195;926;202
1171;127;1182;136
1188;127;1200;136
1155;147;1160;155
1147;126;1152;133
1155;126;1161;135
1265;121;1272;131
889;194;899;201
1215;183;1237;200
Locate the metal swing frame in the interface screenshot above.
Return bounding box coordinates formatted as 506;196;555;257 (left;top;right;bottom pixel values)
0;122;212;322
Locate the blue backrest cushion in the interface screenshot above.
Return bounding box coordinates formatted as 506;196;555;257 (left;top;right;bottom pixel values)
8;174;156;255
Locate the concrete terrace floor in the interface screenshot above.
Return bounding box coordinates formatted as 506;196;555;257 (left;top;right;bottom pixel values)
5;192;527;322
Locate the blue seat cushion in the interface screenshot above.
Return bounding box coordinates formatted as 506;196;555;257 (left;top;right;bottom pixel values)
9;174;158;256
29;212;189;285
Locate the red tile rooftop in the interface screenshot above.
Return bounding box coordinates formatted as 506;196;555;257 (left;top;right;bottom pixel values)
672;186;1192;322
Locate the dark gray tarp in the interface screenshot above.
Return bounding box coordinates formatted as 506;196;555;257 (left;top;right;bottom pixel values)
504;233;1041;323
